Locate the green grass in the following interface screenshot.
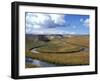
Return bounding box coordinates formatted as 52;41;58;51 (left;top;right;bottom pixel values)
25;39;45;50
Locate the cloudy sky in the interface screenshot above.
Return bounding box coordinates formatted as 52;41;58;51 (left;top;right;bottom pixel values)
25;12;89;35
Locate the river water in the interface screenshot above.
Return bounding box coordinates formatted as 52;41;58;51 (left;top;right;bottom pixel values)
26;57;57;67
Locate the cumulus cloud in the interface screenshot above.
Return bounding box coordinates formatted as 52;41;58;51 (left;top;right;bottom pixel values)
25;12;67;33
80;18;89;27
83;18;89;27
50;14;66;26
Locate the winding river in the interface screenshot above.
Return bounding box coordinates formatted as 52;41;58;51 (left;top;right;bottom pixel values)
26;47;89;67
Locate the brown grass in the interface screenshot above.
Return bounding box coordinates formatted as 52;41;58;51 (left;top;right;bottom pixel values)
26;36;89;67
25;63;39;68
26;51;89;65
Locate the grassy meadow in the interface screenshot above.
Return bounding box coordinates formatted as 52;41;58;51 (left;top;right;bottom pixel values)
25;35;89;68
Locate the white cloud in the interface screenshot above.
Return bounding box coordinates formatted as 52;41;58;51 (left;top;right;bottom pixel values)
83;18;89;27
26;28;69;35
80;18;84;22
26;13;67;34
50;14;65;25
70;32;76;35
33;25;41;29
80;18;89;27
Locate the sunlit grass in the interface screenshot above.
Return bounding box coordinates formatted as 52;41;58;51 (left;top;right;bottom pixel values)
26;50;89;66
25;35;89;67
25;63;39;68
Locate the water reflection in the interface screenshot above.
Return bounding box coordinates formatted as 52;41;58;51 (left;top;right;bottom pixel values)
26;57;57;67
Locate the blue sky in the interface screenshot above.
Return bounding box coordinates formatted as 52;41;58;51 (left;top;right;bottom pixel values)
25;12;89;35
